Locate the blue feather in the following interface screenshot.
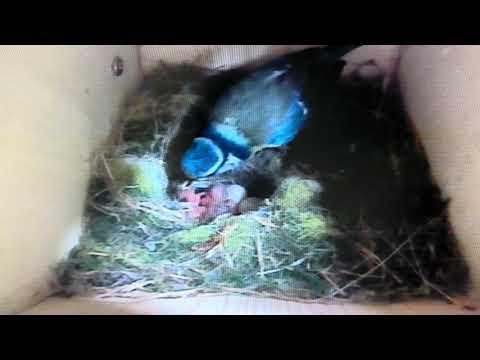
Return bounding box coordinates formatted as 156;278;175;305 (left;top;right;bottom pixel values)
266;99;308;146
203;124;251;160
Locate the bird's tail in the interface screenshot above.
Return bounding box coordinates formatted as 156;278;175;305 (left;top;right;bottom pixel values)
283;46;361;89
317;45;362;60
284;45;362;66
258;45;361;70
272;45;362;79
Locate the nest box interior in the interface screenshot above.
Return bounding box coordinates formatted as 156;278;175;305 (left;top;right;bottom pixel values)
1;45;480;315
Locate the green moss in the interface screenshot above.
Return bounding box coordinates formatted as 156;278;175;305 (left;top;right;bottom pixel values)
109;156;168;200
223;217;261;254
171;224;219;245
271;177;331;243
295;211;330;241
273;177;322;209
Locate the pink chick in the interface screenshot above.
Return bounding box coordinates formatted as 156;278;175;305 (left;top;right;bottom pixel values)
179;184;246;223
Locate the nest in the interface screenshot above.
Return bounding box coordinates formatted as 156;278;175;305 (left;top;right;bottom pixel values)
55;59;470;304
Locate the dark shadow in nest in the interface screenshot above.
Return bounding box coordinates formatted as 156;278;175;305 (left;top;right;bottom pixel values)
283;70;470;301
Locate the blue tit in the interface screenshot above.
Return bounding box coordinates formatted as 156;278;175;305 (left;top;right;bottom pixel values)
181;45;362;180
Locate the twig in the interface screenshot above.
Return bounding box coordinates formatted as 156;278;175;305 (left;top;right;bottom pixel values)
360;246;402;283
320;271;346;296
259;268;286;276
87;252;110;257
257;258;307;276
256;219;278;228
100;153;114;182
255;235;266;278
88;201;121;221
95;280;156;296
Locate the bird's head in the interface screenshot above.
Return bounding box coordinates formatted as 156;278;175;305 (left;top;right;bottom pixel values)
181;123;252;179
181;137;225;179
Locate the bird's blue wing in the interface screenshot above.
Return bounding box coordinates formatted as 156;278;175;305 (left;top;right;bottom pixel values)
209;66;305;147
265;98;308;146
